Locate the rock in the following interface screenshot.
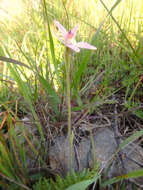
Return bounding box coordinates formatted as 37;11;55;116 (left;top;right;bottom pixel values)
49;135;77;175
49;128;143;187
12;119;143;187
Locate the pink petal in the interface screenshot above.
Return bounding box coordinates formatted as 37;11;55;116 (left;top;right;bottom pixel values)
76;42;97;50
54;20;67;36
66;44;80;52
70;24;79;39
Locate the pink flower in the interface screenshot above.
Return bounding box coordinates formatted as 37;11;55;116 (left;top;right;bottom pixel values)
54;21;97;53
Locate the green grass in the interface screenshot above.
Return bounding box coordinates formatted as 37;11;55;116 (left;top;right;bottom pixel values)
0;0;143;189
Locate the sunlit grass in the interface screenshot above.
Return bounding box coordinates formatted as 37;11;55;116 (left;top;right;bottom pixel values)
0;0;24;18
0;0;143;65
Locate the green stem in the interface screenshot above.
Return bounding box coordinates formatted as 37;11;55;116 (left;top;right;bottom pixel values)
65;47;72;169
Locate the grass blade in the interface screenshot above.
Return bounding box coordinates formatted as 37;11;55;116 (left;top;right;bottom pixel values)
102;169;143;187
99;0;136;56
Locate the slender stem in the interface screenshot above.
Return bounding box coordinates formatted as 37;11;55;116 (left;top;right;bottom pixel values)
65;47;72;169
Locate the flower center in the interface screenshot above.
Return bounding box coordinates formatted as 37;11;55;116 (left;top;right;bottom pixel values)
65;31;76;44
67;30;74;39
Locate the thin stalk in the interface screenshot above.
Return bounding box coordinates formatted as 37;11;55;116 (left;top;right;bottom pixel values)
65;47;72;169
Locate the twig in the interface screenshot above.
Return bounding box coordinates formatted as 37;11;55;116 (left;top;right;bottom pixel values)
0;171;31;190
112;95;131;190
0;78;15;84
117;104;143;117
124;154;143;168
0;56;31;69
28;167;56;177
113;96;126;169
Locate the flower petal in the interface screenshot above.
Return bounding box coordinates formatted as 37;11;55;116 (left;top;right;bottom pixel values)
70;24;79;39
66;44;80;52
76;42;97;50
54;20;67;36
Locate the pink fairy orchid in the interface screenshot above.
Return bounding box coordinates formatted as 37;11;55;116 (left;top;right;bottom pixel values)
54;21;97;53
